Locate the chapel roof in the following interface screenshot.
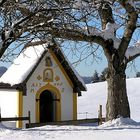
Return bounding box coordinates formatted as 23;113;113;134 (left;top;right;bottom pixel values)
0;41;86;94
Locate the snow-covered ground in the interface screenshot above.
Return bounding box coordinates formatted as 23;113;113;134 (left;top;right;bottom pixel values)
78;77;140;121
1;118;140;140
0;78;140;140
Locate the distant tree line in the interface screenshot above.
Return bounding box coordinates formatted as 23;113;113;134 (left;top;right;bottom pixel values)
136;72;140;77
82;68;108;84
92;68;108;83
82;68;109;84
82;76;93;84
91;69;140;83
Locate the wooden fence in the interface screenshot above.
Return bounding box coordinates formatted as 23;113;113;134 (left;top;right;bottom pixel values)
26;117;105;128
0;105;105;128
26;105;105;128
0;111;31;126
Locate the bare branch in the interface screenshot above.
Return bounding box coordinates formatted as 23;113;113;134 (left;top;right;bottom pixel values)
119;1;138;57
98;1;115;29
48;27;106;46
0;0;7;7
127;52;140;62
125;41;140;62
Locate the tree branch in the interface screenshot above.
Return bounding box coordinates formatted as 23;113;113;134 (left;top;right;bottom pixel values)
97;1;116;60
0;0;7;7
0;40;13;58
119;1;138;58
127;52;140;62
48;27;106;46
125;41;140;62
98;1;115;30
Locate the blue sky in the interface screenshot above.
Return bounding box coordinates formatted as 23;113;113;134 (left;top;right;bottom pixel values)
62;41;140;78
70;50;140;78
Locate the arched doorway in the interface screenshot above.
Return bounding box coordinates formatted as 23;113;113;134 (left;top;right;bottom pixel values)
40;90;54;123
36;83;61;123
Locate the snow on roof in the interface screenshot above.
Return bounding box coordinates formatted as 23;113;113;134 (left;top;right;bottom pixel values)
0;42;86;91
0;44;47;85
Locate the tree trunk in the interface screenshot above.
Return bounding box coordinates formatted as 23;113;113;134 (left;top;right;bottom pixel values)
106;63;130;121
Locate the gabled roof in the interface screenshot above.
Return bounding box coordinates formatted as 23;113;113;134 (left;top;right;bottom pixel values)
0;42;86;94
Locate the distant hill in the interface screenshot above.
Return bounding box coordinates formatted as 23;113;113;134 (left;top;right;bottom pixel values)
0;66;7;77
82;76;92;84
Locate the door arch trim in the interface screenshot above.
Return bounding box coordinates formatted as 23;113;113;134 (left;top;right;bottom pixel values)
36;83;61;122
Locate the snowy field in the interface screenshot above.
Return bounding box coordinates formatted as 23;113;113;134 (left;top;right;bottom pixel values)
78;78;140;121
1;78;140;140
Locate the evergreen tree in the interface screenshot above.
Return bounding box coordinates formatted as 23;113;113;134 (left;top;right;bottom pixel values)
136;72;140;77
92;70;99;83
99;68;108;82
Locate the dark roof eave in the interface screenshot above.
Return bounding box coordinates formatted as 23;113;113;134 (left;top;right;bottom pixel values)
48;44;86;92
0;82;16;89
0;82;26;95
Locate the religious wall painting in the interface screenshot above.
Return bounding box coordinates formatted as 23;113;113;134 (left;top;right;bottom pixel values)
43;68;53;82
30;88;35;93
37;75;42;81
55;75;60;81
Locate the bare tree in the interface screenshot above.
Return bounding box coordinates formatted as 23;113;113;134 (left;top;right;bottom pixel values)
0;0;140;121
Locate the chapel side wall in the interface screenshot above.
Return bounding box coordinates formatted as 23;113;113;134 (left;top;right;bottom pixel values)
22;51;75;125
0;89;18;128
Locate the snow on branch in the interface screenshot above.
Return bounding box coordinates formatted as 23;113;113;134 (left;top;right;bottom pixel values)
73;0;88;8
125;40;140;60
100;22;121;49
84;22;121;49
101;23;119;38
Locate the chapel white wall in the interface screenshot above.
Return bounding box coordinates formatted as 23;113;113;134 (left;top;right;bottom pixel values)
0;89;18;128
22;51;74;125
